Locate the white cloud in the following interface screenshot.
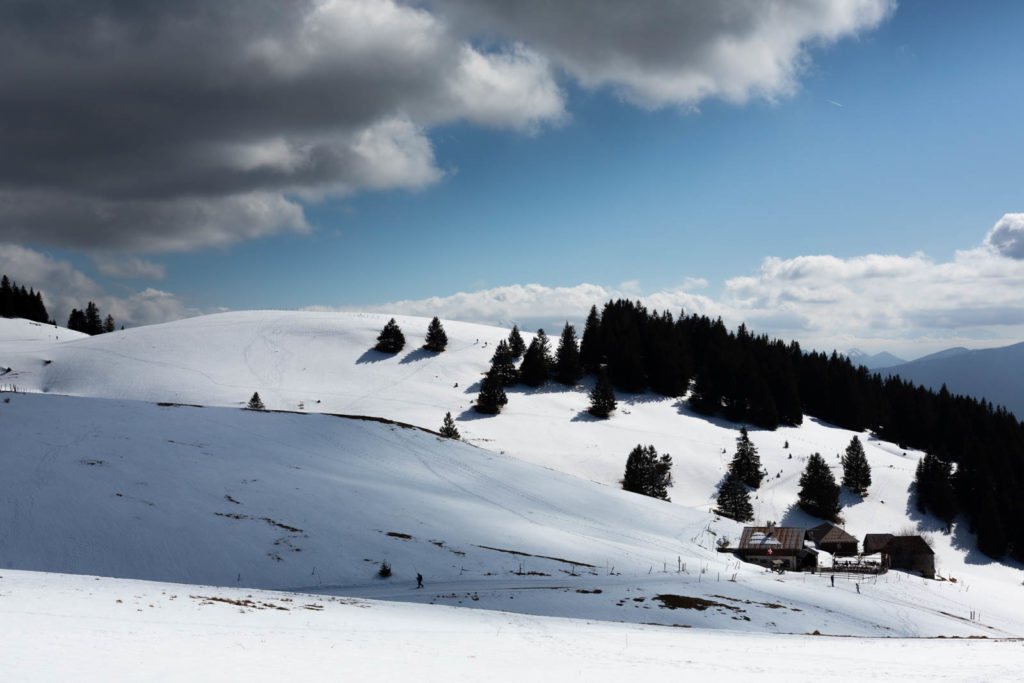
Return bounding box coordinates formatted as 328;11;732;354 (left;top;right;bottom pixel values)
432;0;895;108
985;213;1024;259
307;216;1024;358
0;244;198;327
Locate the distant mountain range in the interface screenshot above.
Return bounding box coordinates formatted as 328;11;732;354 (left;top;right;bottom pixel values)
846;349;906;370
849;342;1024;419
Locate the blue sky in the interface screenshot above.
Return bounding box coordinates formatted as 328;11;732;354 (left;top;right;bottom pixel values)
2;1;1023;356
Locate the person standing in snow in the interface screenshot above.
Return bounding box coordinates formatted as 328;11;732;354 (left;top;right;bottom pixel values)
831;574;835;587
416;573;423;589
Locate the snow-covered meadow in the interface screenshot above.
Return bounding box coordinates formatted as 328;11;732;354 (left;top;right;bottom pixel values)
2;312;1024;677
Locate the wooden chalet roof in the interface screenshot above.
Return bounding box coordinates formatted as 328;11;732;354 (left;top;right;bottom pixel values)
738;526;806;552
807;523;858;546
886;535;935;556
863;533;894;555
863;534;934;556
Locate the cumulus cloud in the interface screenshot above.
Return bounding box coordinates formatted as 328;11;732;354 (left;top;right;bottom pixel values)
308;216;1024;357
0;0;563;252
718;223;1024;354
985;213;1024;259
431;0;894;108
0;244;197;326
307;281;717;332
0;0;891;253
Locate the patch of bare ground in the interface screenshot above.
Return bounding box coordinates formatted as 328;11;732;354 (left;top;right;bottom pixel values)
653;595;742;612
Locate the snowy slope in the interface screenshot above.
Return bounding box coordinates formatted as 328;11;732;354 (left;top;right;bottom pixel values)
1;392;1019;638
2;311;1023;639
0;311;1012;578
3;569;1022;682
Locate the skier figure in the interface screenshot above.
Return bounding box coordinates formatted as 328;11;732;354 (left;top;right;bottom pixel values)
416;573;423;589
855;582;860;594
831;574;835;587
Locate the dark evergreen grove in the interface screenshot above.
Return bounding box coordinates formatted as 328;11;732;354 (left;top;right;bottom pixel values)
67;301;117;335
841;435;872;496
0;275;50;323
570;298;1024;561
423;317;448;352
716;472;753;522
374;318;405;353
798;453;841;522
622;444;673;501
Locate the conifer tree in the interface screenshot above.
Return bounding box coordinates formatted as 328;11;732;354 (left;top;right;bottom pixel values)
67;308;86;333
439;411;460;439
622;444;673;501
579;305;602;372
798;452;841;521
729;427;763;489
518;336;550;387
0;275;11;318
507;325;526;358
841;435;872;496
554;322;583;386
716;472;754;522
103;314;116;334
374;318;405;353
246;392;266;410
474;372;508;414
423;316;448;352
588;366;617;418
488;340;518;386
84;301;102;335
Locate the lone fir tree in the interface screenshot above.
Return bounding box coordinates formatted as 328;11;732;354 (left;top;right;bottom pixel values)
507;325;526;358
246;392;266;411
798;452;841;521
587;366;616;418
622;444;673;501
423;317;448;352
439;411;460;439
554;322;583;386
474;372;508;414
729;427;763;489
841;435;872;496
375;318;406;353
716;472;754;522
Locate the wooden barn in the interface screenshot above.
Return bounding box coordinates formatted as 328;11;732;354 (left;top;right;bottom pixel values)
807;523;859;556
863;534;935;579
736;524;817;571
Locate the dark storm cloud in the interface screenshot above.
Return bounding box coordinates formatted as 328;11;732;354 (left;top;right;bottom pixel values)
0;0;890;253
0;0;562;251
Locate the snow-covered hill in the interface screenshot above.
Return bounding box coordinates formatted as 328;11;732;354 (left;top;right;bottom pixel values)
2;312;1023;645
1;391;1018;638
